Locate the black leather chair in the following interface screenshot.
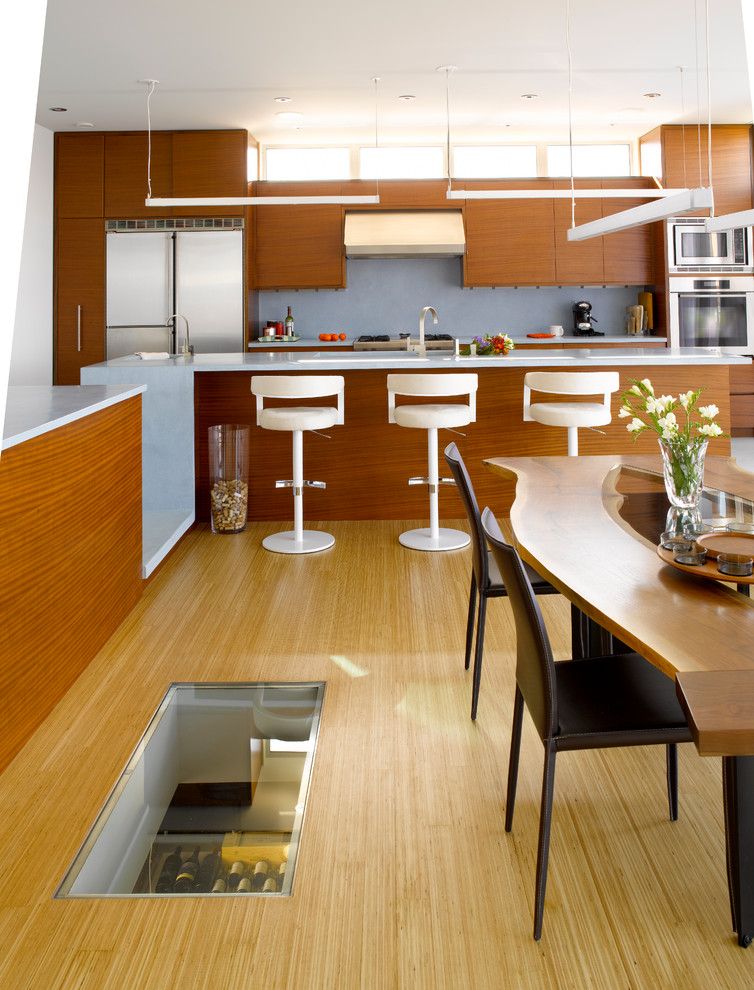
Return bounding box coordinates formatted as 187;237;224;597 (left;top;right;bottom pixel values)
444;442;558;720
481;506;693;941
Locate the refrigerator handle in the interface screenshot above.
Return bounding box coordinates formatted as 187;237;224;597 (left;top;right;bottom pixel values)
77;305;82;352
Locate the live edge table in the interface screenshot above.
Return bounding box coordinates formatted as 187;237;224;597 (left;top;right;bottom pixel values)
485;453;754;947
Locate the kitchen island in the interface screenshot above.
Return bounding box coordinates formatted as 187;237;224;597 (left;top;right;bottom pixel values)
82;347;745;568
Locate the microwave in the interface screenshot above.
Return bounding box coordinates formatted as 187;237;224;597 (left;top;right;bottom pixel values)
667;217;753;273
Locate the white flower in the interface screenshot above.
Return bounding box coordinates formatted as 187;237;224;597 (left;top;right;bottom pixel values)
626;417;645;433
645;396;661;414
699;404;719;420
679;390;695;410
698;422;723;437
618;407;631;418
658;411;677;428
640;378;654;395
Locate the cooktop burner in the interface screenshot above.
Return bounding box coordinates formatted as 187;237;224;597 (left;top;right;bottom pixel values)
356;333;454;342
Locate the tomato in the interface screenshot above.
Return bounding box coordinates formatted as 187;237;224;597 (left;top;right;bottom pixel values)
339;333;347;341
319;333;329;341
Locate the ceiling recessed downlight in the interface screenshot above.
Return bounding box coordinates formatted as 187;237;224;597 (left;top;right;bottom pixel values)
275;111;304;122
643;92;662;99
398;94;416;102
274;96;292;104
520;93;540;100
75;122;95;128
49;107;67;112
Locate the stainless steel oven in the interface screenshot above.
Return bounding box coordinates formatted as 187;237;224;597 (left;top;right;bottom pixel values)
667;217;752;273
669;276;754;354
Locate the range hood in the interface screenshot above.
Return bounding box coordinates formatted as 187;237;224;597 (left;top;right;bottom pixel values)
344;210;465;258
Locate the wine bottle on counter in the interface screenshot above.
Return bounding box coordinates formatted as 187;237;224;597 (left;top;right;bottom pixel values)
251;861;269;891
285;306;294;336
262;878;277;894
173;848;201;893
195;846;222;892
211;872;228;893
227;861;246;891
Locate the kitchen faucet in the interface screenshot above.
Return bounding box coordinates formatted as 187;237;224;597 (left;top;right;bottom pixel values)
412;306;438;355
165;313;194;356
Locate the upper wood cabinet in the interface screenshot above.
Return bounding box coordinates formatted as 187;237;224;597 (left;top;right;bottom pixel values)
172;130;248;216
463;181;556;286
104;132;173;218
640;124;754;217
601;180;655;285
55;133;104;218
553;180;604;284
55;219;106;384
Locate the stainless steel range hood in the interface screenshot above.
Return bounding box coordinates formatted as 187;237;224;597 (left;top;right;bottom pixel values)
344;210;465;258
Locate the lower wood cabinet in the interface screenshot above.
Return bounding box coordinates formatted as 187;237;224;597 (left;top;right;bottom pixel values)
55;219;106;385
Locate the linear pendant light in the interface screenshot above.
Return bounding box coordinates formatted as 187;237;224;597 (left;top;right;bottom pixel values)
142;80;380;207
567;187;714;240
447;188;690;200
704;208;754;233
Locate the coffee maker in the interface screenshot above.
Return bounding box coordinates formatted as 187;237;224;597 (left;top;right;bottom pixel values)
573;300;603;337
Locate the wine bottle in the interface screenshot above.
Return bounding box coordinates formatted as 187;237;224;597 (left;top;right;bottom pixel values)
262;877;277;893
211;872;228;893
251;860;269;891
195;846;221;892
155;845;183;892
237;876;253;893
173;847;201;893
277;861;286;891
227;860;246;891
285;306;294;336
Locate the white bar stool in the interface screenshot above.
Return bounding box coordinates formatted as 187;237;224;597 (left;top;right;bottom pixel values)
251;375;344;554
523;371;620;456
388;373;478;552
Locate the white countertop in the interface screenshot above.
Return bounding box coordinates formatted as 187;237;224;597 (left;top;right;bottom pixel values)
2;385;146;451
85;346;748;373
247;333;668;348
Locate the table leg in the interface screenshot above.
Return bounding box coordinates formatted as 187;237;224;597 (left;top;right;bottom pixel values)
722;756;754;947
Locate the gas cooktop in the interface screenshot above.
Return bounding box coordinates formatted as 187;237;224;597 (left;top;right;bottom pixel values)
354;333;455;350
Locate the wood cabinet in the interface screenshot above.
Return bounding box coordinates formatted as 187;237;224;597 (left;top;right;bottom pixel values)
601;180;655;285
463;181;556;286
640;125;754;217
730;360;754;437
553;180;604;283
172;130;248;216
55;219;106;384
104;131;173;218
55;133;104;218
252;182;345;289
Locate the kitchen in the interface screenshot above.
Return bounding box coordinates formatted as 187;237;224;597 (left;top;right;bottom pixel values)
6;1;754;987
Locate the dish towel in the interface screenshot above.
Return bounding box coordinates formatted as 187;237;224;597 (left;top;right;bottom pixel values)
135;351;171;360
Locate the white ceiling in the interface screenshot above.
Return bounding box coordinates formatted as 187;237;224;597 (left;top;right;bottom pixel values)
37;0;753;145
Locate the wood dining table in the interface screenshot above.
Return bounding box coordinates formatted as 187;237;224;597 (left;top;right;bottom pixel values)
484;452;754;947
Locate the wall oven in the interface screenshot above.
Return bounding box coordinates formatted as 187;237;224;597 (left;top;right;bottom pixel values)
668;276;754;354
667;217;753;273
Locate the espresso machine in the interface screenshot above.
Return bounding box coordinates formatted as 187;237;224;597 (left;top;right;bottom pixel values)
573;300;604;336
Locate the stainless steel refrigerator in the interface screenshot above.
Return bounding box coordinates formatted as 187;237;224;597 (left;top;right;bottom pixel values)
106;227;244;357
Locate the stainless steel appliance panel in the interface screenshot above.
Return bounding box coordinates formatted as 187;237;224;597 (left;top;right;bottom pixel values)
174;231;243;353
668;276;754;354
667;217;752;273
106;232;172;326
106;326;173;360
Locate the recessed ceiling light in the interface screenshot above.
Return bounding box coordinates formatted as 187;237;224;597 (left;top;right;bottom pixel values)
49;107;67;112
275;111;304;122
520;93;540;100
643;92;662;99
75;121;95;128
398;94;416;102
274;96;292;104
435;65;458;73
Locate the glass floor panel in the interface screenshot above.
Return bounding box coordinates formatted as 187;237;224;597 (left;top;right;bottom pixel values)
56;682;324;898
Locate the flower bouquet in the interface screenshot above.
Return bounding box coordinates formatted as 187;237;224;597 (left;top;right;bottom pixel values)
460;333;515;356
619;377;725;509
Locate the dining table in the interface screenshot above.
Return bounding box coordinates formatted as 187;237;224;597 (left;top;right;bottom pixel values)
484;452;754;947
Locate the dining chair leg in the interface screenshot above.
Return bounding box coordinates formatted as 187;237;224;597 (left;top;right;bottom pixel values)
465;572;477;671
666;743;679;822
470;594;487;721
534;745;557;941
505;687;524;833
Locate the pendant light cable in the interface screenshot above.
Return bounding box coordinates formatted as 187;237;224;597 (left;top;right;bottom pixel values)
694;0;703;188
445;67;452;196
679;66;688;189
705;0;713;211
372;76;380;199
145;79;157;200
565;0;575;228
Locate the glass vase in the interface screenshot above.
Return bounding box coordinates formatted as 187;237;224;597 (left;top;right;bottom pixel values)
658;438;708;510
208;424;249;534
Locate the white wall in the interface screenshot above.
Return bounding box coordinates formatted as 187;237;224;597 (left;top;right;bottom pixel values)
10;124;54;385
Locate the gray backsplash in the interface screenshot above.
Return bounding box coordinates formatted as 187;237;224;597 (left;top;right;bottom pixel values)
257;258;645;337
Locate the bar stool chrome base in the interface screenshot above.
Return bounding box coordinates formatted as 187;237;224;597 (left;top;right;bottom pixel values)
263;530;335;555
399;527;470;552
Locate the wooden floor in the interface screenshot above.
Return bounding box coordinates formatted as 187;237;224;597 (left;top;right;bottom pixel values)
1;520;753;989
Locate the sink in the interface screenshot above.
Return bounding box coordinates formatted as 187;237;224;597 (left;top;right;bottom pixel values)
297;352;430;363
